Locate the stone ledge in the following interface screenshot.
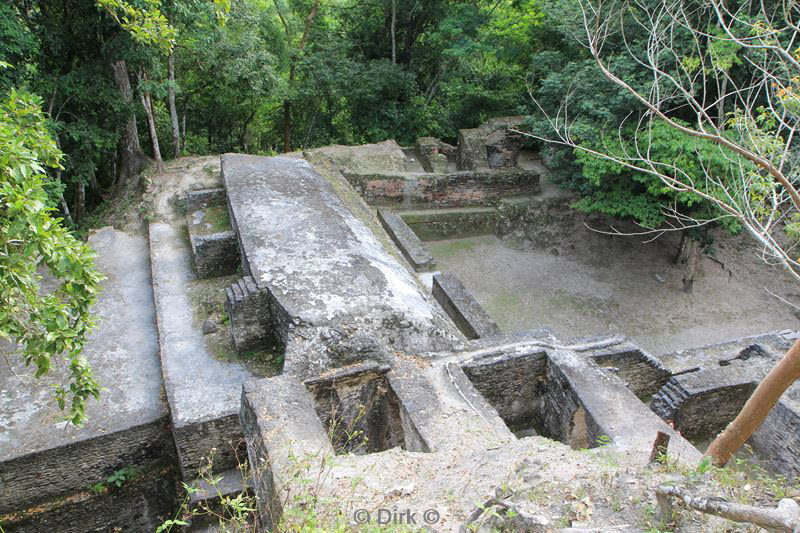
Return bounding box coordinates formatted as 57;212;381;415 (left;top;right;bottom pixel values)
342;169;540;208
148;222;256;478
183;187;226;212
399;206;497;240
0;468;176;533
377;209;436;272
433;273;501;340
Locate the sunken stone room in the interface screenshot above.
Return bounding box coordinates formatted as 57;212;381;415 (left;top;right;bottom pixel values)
2;118;800;532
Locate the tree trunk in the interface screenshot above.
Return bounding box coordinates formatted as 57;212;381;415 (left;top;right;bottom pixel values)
138;69;163;167
283;96;292;153
111;59;147;188
674;234;700;292
656;485;800;530
274;0;320;153
56;164;73;226
717;74;728;128
167;50;181;158
74;181;85;224
706;338;800;466
88;166;100;192
391;0;397;64
181;97;188;149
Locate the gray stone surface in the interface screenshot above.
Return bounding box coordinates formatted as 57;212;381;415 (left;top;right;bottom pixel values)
377;208;436;272
0;227;172;515
221;154;462;378
433;273;502;340
415;137;455;173
149;221;256;476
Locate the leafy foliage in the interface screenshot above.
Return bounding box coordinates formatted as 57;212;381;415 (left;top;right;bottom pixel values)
0;90;103;425
573;121;743;232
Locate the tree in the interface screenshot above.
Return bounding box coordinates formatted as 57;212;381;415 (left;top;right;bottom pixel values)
0;88;103;425
273;0;320;152
526;0;800;464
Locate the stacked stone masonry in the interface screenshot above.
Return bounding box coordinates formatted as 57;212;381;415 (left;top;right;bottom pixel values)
377;208;436;272
5;118;800;532
432;273;502;340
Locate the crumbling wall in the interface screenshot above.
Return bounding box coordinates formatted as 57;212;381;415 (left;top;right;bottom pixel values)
343;169;540;208
457;116;526;171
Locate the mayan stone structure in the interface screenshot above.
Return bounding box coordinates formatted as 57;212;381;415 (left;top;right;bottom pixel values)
2;117;799;531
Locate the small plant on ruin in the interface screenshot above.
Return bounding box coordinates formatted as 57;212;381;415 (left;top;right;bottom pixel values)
157;445;256;532
87;466;142;494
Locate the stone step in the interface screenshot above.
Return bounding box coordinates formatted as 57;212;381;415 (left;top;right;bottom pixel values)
225;275;272;352
185;467;253;531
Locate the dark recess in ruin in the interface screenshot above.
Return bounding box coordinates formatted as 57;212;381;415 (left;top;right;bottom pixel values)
461;351;594;448
305;366;421;455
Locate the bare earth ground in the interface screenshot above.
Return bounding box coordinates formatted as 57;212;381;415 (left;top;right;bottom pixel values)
429;228;800;356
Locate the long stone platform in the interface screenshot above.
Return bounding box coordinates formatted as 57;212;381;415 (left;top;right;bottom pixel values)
0;227;175;531
221;154;462;378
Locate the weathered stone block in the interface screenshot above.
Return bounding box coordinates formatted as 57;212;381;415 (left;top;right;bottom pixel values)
240;375;334;531
750;401;800;478
456;116;525;171
433;273;501;340
0;227;173;516
186;204;240;279
415;137;455;173
183;187;226;212
190;230;240;278
377;208;436;271
222;154;461;379
650;368;757;440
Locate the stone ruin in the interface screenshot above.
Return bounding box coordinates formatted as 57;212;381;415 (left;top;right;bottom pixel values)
1;118;799;531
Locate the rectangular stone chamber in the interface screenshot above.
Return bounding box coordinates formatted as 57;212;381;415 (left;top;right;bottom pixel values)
186;189;241;279
648;333;800;478
432;273;501;340
304;365;426;455
461;349;594;447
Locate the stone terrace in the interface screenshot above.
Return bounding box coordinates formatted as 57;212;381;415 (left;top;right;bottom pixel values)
3;118;800;532
0;228;175;531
